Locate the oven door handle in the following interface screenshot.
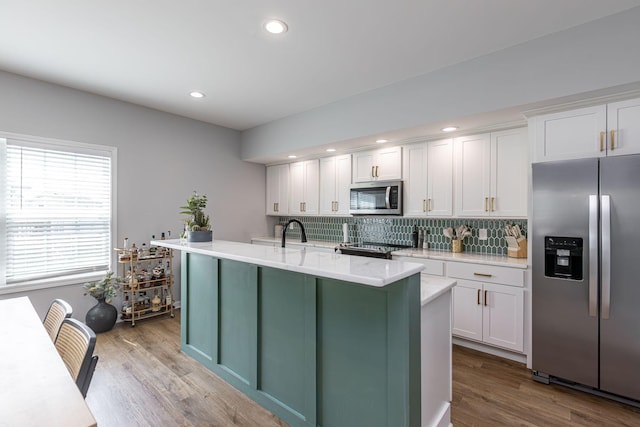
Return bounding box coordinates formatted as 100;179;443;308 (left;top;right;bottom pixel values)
385;186;391;209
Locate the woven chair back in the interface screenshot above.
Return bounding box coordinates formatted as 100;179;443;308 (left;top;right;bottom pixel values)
43;299;72;342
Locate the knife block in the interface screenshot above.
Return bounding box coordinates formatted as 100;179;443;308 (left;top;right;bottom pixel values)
507;238;527;258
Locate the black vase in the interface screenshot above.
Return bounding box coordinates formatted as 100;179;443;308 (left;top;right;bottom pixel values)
187;230;213;242
86;298;118;333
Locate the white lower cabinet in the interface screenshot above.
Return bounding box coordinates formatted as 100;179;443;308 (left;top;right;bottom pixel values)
452;280;523;352
450;263;524;353
392;256;526;354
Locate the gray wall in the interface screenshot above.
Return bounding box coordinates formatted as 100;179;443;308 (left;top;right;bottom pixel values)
241;6;640;161
0;70;269;320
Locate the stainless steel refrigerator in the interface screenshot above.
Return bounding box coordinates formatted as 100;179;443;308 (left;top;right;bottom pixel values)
532;155;640;404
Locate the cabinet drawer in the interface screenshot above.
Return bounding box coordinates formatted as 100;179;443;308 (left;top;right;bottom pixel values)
394;257;445;276
447;262;524;287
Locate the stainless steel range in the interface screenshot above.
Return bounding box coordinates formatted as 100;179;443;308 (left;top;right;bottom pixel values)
336;242;411;259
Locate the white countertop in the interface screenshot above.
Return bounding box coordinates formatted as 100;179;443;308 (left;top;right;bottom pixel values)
420;276;456;306
251;237;528;269
153;239;424;288
393;248;529;269
420;274;456;305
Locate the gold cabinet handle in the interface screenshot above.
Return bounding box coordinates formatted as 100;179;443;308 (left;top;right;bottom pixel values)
303;202;306;212
484;197;489;212
610;130;615;150
332;201;335;211
300;202;303;212
491;197;495;212
375;165;379;177
428;198;432;212
474;272;493;277
335;201;338;211
484;290;488;306
274;202;277;212
422;199;426;212
600;131;605;152
477;289;481;305
371;166;375;178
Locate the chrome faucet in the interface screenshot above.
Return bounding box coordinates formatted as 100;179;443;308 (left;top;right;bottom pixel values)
281;219;308;248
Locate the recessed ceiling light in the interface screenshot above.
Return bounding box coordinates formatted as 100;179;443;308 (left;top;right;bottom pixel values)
265;19;288;35
287;155;297;159
442;126;458;132
376;139;388;144
326;148;336;152
190;91;205;99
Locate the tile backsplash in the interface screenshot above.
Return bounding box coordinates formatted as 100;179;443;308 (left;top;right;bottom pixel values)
277;216;528;255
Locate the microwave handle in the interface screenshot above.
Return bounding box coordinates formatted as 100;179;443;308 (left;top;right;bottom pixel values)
385;186;391;209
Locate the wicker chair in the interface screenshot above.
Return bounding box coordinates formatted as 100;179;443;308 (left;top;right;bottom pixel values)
55;318;99;398
43;299;73;342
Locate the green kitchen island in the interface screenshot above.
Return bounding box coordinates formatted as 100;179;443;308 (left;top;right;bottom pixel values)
152;239;450;427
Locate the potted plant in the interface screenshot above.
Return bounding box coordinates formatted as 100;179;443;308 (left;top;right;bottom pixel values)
180;190;213;242
83;271;123;333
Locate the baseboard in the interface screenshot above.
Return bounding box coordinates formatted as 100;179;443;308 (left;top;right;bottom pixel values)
453;337;527;364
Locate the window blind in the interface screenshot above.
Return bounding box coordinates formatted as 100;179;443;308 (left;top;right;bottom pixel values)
3;141;112;284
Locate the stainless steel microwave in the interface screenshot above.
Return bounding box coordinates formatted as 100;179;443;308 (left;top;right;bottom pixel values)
349;181;403;215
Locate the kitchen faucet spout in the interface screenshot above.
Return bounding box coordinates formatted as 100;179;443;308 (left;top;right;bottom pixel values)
281;219;308;248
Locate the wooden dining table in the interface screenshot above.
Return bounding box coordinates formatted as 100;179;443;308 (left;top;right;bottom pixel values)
0;296;97;427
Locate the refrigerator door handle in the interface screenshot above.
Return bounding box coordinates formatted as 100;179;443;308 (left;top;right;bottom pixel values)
588;195;598;317
601;194;611;320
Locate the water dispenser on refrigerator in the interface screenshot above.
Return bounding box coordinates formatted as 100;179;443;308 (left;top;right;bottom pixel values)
544;237;583;280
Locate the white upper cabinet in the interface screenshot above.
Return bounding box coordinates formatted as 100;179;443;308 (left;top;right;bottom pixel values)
319;154;352;216
352;146;402;182
532;105;606;162
607;98;640;157
491;128;528;217
531;97;640;162
454;133;492;217
455;128;527;217
403;144;428;216
403;139;453;217
289;159;319;215
266;164;289;216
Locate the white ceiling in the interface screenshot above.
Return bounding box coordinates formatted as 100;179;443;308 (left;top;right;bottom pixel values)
1;0;640;131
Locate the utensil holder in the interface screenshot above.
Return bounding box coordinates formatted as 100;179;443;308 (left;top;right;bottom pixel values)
451;239;463;253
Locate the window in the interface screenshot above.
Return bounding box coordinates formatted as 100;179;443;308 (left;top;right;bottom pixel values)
0;134;116;288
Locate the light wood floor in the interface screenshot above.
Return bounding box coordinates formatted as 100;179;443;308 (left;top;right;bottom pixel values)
453;345;640;426
86;313;640;426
